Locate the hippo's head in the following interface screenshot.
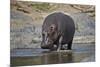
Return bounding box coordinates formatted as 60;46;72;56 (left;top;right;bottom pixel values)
41;24;59;49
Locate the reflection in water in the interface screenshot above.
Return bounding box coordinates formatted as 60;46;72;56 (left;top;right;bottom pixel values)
11;43;95;66
41;52;73;64
11;52;73;66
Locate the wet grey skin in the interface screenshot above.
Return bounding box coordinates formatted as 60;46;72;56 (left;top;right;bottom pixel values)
41;12;75;51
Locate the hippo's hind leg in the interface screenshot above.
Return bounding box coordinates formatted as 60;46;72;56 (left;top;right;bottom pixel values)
68;39;73;50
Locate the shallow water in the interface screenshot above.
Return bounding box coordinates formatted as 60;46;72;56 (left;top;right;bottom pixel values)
10;43;95;66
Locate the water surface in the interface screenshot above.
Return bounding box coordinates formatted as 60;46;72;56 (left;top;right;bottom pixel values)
10;43;95;66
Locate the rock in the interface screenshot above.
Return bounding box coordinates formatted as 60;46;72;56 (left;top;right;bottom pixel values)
11;10;33;22
10;10;35;49
70;13;95;36
17;8;30;13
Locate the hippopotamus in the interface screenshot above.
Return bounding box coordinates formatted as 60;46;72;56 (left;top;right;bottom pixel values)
41;12;75;51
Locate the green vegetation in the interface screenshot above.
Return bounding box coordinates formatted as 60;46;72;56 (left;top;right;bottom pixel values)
31;3;51;12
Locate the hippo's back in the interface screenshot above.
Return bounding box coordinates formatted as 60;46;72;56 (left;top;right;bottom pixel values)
42;12;75;44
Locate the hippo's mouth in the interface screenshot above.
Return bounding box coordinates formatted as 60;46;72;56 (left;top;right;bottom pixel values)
41;42;54;49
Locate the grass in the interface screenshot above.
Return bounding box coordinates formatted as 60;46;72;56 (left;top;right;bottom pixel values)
31;3;51;12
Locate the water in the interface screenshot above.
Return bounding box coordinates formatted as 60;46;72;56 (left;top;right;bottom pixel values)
10;43;95;66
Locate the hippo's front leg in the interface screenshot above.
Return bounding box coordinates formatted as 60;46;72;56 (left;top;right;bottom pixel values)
57;36;63;51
